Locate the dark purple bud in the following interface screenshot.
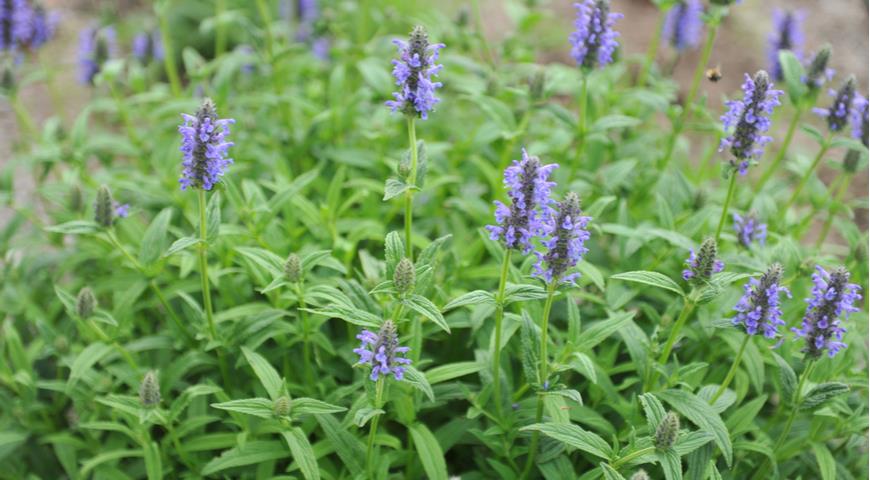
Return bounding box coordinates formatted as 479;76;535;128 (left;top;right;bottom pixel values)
654;412;680;450
94;185;115;228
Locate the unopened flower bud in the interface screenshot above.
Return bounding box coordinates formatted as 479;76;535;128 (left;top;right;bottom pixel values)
139;370;161;407
273;395;291;417
393;258;416;295
94;185;115;227
630;470;650;480
843;149;861;174
284;253;302;283
69;184;84;212
805;45;832;90
528;70;545;101
76;287;97;318
54;335;69;353
654;411;680;450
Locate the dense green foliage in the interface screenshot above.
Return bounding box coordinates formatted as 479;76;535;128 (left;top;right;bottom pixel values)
0;1;867;479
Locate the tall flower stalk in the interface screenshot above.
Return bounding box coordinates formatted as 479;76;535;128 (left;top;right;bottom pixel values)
767;9;804;83
386;26;444;260
486;149;557;417
522;192;590;477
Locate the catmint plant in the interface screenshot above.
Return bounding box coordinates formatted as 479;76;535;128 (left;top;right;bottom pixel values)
767;9;804;83
662;0;702;52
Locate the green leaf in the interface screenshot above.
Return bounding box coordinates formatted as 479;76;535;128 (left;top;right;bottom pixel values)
304;305;381;329
425;362;483;385
205;191;221;243
290;398;347;416
201;440;288;475
353;407;384;428
801;382;849;410
0;431;28;463
267;169;319;215
163;236;199;257
571;352;598;384
639;392;667;433
405;294;450;333
210;398;274;419
384;231;405;275
241;347;284;400
779;50;808;105
656;449;683;480
811;442;836;480
577;261;605;291
314;414;365;473
67;343;113;386
656;390;732;466
520;423;611;460
45;220;100;235
408;423;449;480
591;114;641;132
442;290;495;311
599;463;626;480
139;208;172;265
610;271;684;297
800;124;826;145
282;428;320;480
235;246;284;277
403;366;435;402
143;441;162;480
576;311;635;351
383;178;411;201
503;283;549;304
773;353;797;401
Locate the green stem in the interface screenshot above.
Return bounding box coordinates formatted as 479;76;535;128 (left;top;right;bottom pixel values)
577;73;588;160
197;189;217;340
157;3;182;97
366;378;385;478
755;360;816;478
756;107;803;192
10;91;36;140
647;299;695;391
521;282;558;479
637;9;666;86
295;282;315;389
815;172;853;248
215;0;227;57
785;136;832;211
492;249;513;419
714;171;737;242
404;116;418;260
659;22;718;170
86;319;138;371
611;446;656;469
254;0;275;61
709;334;749;405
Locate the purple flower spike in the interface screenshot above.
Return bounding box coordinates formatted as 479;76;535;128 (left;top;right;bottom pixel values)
386;26;444;120
179;98;235;191
569;0;622;69
78;26;118;85
133;30;163;64
803;46;833;90
852;94;868;147
353;320;411;381
813;76;856;133
733;264;790;338
682;238;723;284
0;0;34;52
732;212;767;248
719;71;783;174
792;266;861;358
533;192;592;284
767;9;804;82
486;149;558;254
663;0;703;52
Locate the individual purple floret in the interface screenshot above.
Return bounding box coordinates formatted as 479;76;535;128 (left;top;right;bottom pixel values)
719;71;783;174
114;202;130;218
732;212;767;248
733;264;790;338
132;30;163;64
767;9;804;82
78;26;117;85
813;76;856;133
853;94;868;147
486;149;558;254
662;0;703;52
386;26;444;120
792;266;861;358
533;192;592;284
178;98;235;191
569;0;622;69
353;320;411;381
682;238;723;284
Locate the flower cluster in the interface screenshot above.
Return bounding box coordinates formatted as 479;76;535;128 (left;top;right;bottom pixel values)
0;0;55;53
487;149;558;253
132;30;163;64
353;320;411;381
569;0;622;69
792;266;861;358
851;93;868;147
732;212;767;248
662;0;703;52
813;76;856;133
767;9;804;82
179;98;235;191
534;192;592;284
719;71;783;174
733;264;790;338
682;238;724;284
803;46;833;90
78;26;117;85
386;26;445;120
